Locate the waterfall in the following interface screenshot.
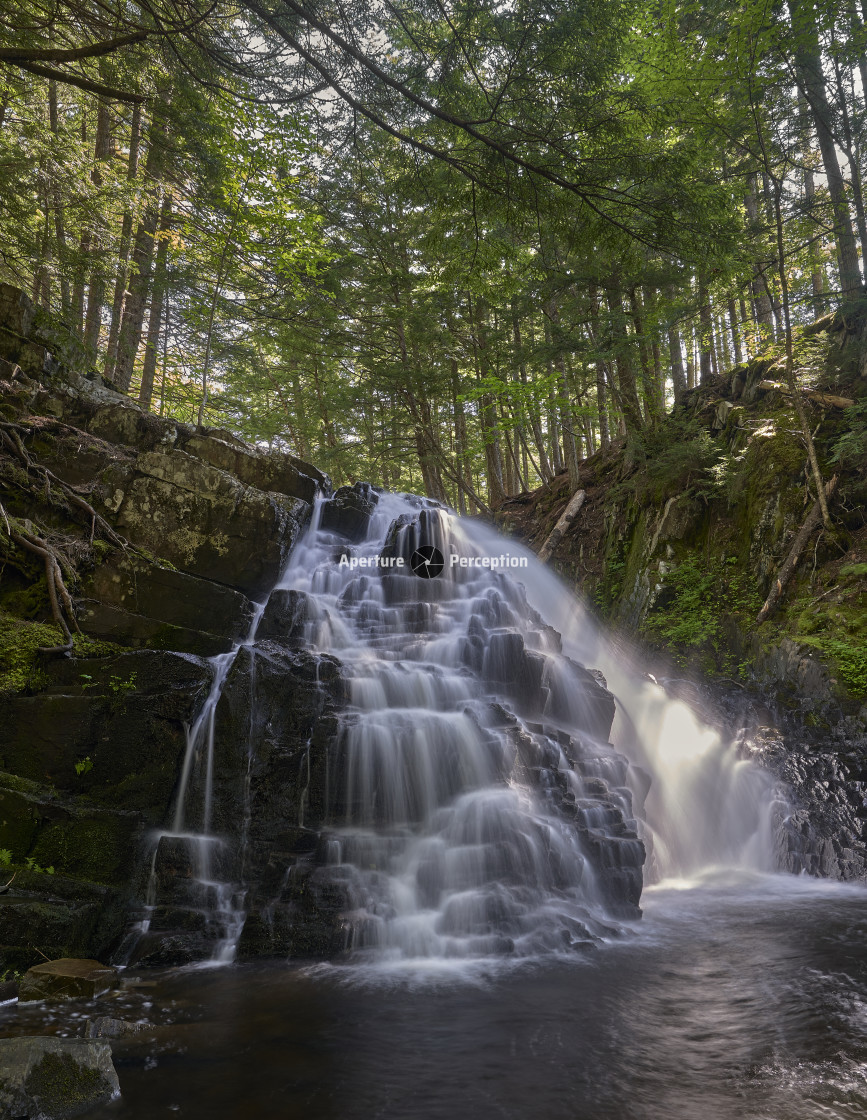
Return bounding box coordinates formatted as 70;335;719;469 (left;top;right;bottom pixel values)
125;488;785;968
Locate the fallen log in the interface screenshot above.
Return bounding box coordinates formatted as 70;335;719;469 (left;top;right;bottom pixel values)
537;489;586;564
756;475;838;624
757;381;855;409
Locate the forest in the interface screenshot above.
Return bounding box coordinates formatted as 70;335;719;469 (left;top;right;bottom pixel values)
1;0;866;509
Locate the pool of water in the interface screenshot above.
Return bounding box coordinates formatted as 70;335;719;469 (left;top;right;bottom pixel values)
4;874;867;1120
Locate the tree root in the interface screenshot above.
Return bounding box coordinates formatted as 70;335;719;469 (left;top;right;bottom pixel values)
0;420;126;549
1;506;80;653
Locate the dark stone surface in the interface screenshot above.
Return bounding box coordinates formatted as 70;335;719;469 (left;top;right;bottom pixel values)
254;589;311;644
320;482;379;542
79;554;255;655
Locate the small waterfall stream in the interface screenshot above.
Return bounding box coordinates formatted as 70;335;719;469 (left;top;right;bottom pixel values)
126;488;787;967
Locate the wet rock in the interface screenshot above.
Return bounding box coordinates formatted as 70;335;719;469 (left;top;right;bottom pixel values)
128;931;215;968
78;554;255;656
0;1036;119;1119
254;589;310;644
0;979;18;1002
320;482;379;542
18;959;118;1003
86;1017;147;1040
1;651;213;816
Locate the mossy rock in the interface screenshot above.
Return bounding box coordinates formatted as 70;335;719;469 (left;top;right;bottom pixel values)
0;1036;119;1118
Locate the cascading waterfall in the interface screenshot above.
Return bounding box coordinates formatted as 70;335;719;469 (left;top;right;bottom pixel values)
463;518;788;884
126;487;788;968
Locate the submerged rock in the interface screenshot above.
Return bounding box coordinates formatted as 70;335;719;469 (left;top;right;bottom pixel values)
18;959;118;1003
0;1036;119;1118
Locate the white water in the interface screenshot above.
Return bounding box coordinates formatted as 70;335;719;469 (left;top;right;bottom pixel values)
463;517;788;883
127;489;787;967
259;491;785;960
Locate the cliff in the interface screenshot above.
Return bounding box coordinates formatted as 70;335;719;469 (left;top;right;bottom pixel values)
0;284;330;971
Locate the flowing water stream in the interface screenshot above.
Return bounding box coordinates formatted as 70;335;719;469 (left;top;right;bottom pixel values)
4;487;866;1118
128;488;789;966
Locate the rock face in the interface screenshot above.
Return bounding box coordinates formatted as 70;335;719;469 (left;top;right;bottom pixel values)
0;283;332;970
132;643;347;965
0;1036;119;1118
18;958;118;1002
113;448;308;600
79;553;254;656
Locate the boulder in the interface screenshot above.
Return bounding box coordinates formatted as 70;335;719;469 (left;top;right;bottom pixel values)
18;959;118;1002
319;482;379;542
86;1017;147;1040
0;282;36;340
182;433;330;503
0;1036;119;1119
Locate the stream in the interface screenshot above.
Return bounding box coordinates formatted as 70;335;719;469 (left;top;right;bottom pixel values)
4;875;867;1118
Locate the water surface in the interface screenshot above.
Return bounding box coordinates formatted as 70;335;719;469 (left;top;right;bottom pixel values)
5;875;867;1120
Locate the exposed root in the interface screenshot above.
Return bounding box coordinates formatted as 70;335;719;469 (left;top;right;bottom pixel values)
0;420;126;549
5;517;79;653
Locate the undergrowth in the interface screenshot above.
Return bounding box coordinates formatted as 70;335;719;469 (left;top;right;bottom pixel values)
640;555;762;669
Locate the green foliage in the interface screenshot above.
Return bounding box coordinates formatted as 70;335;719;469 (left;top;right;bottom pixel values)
829;403;867;469
641;555;762;665
0;848;54;874
74;757;94;777
24;857;55;876
824;639;867;697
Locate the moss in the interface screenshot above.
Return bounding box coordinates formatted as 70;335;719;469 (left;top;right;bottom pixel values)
24;1051;109;1114
71;634;124;659
640;554;763;671
0;613;61;693
0;612;124;695
28;816;132;884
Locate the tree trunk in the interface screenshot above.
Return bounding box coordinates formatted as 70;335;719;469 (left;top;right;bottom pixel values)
727;299;743;363
744;178;776;337
82;97;113;356
698;274;714;384
537;490;586;564
137;195;172;410
605;285;644;432
546;304;581;489
511;301;553;483
628;287;658;423
790;0;863;293
104;103;143;382
113;104;167;392
474;298;506;505
47;80;72;317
